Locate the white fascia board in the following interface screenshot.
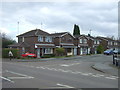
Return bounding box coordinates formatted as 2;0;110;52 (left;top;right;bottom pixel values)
60;43;74;45
35;44;55;48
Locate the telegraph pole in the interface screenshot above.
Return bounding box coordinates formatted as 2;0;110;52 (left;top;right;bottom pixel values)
17;21;19;35
41;22;42;29
90;29;92;36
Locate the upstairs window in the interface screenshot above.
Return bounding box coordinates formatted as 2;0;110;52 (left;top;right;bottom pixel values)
22;37;24;42
83;39;87;44
108;41;112;45
80;39;82;43
94;40;96;44
97;40;100;44
38;36;43;42
45;37;52;42
94;40;99;44
80;39;87;44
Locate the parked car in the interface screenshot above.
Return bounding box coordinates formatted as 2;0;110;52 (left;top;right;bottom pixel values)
103;49;114;55
113;49;120;54
21;52;37;58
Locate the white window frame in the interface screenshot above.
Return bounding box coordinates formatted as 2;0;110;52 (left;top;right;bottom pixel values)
38;36;43;42
22;37;24;42
45;36;52;42
97;40;100;44
45;48;53;54
80;39;82;43
84;39;87;44
94;40;97;44
111;42;113;45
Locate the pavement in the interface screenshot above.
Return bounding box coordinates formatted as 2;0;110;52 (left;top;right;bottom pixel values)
91;62;118;76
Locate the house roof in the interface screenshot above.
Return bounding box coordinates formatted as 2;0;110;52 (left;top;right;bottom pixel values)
50;32;75;38
97;36;116;41
8;42;30;48
50;32;68;37
17;29;50;37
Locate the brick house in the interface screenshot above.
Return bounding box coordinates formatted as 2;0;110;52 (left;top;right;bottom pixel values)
97;37;118;50
9;29;77;58
9;29;56;58
74;34;102;55
74;35;90;55
88;36;101;54
51;32;77;56
9;29;119;57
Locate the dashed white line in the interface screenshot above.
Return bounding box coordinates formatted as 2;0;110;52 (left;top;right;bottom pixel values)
6;70;28;77
105;77;117;80
8;76;34;79
57;83;75;88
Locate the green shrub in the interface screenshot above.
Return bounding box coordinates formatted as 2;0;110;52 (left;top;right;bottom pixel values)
97;45;104;54
41;54;55;58
2;48;19;58
55;48;65;56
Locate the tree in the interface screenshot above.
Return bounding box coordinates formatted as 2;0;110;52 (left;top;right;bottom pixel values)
97;45;104;54
0;32;16;48
73;24;80;36
55;48;65;56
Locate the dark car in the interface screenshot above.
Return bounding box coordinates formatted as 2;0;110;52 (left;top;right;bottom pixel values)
104;49;114;55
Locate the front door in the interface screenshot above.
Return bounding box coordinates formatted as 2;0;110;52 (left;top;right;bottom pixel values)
37;48;40;58
74;48;77;55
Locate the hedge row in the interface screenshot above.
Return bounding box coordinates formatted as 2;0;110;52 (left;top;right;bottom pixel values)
41;54;55;58
2;48;19;58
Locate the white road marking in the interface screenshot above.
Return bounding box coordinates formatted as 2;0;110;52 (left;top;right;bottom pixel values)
60;64;69;67
6;70;28;77
0;76;14;83
8;76;34;79
109;76;119;78
5;70;34;79
40;67;45;69
51;68;58;71
105;77;117;80
57;83;74;88
81;73;89;76
92;75;101;77
60;63;80;67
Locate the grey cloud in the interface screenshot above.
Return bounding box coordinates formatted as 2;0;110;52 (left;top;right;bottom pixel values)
1;1;118;39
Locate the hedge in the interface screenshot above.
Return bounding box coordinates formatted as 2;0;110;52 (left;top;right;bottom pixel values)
41;54;55;58
2;48;19;58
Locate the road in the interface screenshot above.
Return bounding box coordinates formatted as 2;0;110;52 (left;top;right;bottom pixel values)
2;55;118;89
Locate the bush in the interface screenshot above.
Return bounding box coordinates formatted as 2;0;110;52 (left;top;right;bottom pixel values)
97;45;104;54
2;48;19;58
41;54;55;58
55;48;65;56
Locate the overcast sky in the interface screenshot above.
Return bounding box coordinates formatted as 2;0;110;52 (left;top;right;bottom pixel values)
0;0;119;40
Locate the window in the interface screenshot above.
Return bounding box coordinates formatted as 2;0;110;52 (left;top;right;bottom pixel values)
97;40;100;44
45;48;53;54
111;42;113;45
22;47;25;54
45;37;52;42
94;40;99;44
38;36;43;42
84;39;87;44
22;37;24;42
80;39;82;43
94;40;96;44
